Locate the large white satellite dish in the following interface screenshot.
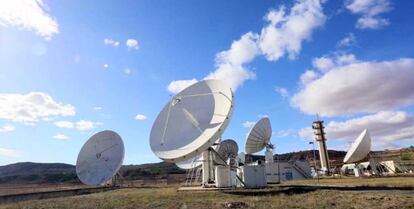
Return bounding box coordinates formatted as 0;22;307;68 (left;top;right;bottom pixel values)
150;79;234;162
343;129;371;163
245;117;272;154
76;130;125;186
175;139;221;170
214;139;239;163
175;154;203;170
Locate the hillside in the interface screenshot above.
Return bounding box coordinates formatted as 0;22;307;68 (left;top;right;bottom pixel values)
0;161;185;185
0;162;78;184
1;148;413;185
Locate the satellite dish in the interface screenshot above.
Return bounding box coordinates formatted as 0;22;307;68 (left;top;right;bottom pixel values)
245;117;272;154
214;139;239;163
175;154;203;170
76;130;125;186
175;138;221;170
150;79;234;162
343;129;371;163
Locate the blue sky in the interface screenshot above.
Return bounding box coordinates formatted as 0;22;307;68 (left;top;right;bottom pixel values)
1;0;414;165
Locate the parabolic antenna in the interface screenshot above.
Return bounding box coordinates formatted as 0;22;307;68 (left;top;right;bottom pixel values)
214;139;239;163
343;129;371;163
175;154;203;170
76;130;125;186
150;79;234;162
245;117;272;154
175;139;221;170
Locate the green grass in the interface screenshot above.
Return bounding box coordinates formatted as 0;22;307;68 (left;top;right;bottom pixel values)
2;186;414;209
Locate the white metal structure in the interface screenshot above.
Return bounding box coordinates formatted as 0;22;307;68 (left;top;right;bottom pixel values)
344;129;371;163
245;117;273;155
76;130;125;186
150;79;234;163
236;152;246;165
239;165;267;188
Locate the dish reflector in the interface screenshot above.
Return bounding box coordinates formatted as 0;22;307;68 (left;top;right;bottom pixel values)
150;79;234;162
245;117;272;154
215;139;239;163
175;138;221;170
175;154;203;170
76;130;125;186
343;129;371;163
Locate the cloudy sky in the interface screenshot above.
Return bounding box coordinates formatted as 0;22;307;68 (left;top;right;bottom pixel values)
1;0;413;165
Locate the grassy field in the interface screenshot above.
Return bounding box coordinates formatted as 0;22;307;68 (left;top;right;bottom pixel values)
0;184;90;196
283;176;414;187
2;177;414;209
1;187;414;209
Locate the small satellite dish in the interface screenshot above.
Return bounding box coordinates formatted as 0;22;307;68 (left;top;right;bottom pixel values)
245;117;272;154
76;130;125;186
343;129;371;163
150;79;234;162
214;139;239;163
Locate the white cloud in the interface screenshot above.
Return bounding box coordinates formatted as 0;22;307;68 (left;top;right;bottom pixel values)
292;57;414;117
312;56;334;73
167;79;198;94
104;38;119;47
54;120;100;131
103;64;109;69
126;39;139;50
0;125;15;132
54;121;74;129
0;0;59;40
135;114;147;120
300;70;319;85
338;33;356;47
167;0;326;94
0;147;19;157
311;53;358;73
124;68;132;75
242;121;255;128
0;92;75;123
53;133;69;140
274;87;289;98
204;32;259;91
75;120;97;131
93;106;102;111
356;16;389;29
273;129;296;138
258;0;326;61
299;111;414;149
345;0;391;29
258;114;269;118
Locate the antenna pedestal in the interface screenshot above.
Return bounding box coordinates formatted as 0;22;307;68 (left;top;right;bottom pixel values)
202;150;214;186
265;149;274;164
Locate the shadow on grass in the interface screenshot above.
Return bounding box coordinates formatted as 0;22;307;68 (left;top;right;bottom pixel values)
221;187;316;196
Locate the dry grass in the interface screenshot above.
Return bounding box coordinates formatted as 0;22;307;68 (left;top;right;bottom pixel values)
282;176;414;187
1;186;414;209
2;177;414;209
0;184;90;196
